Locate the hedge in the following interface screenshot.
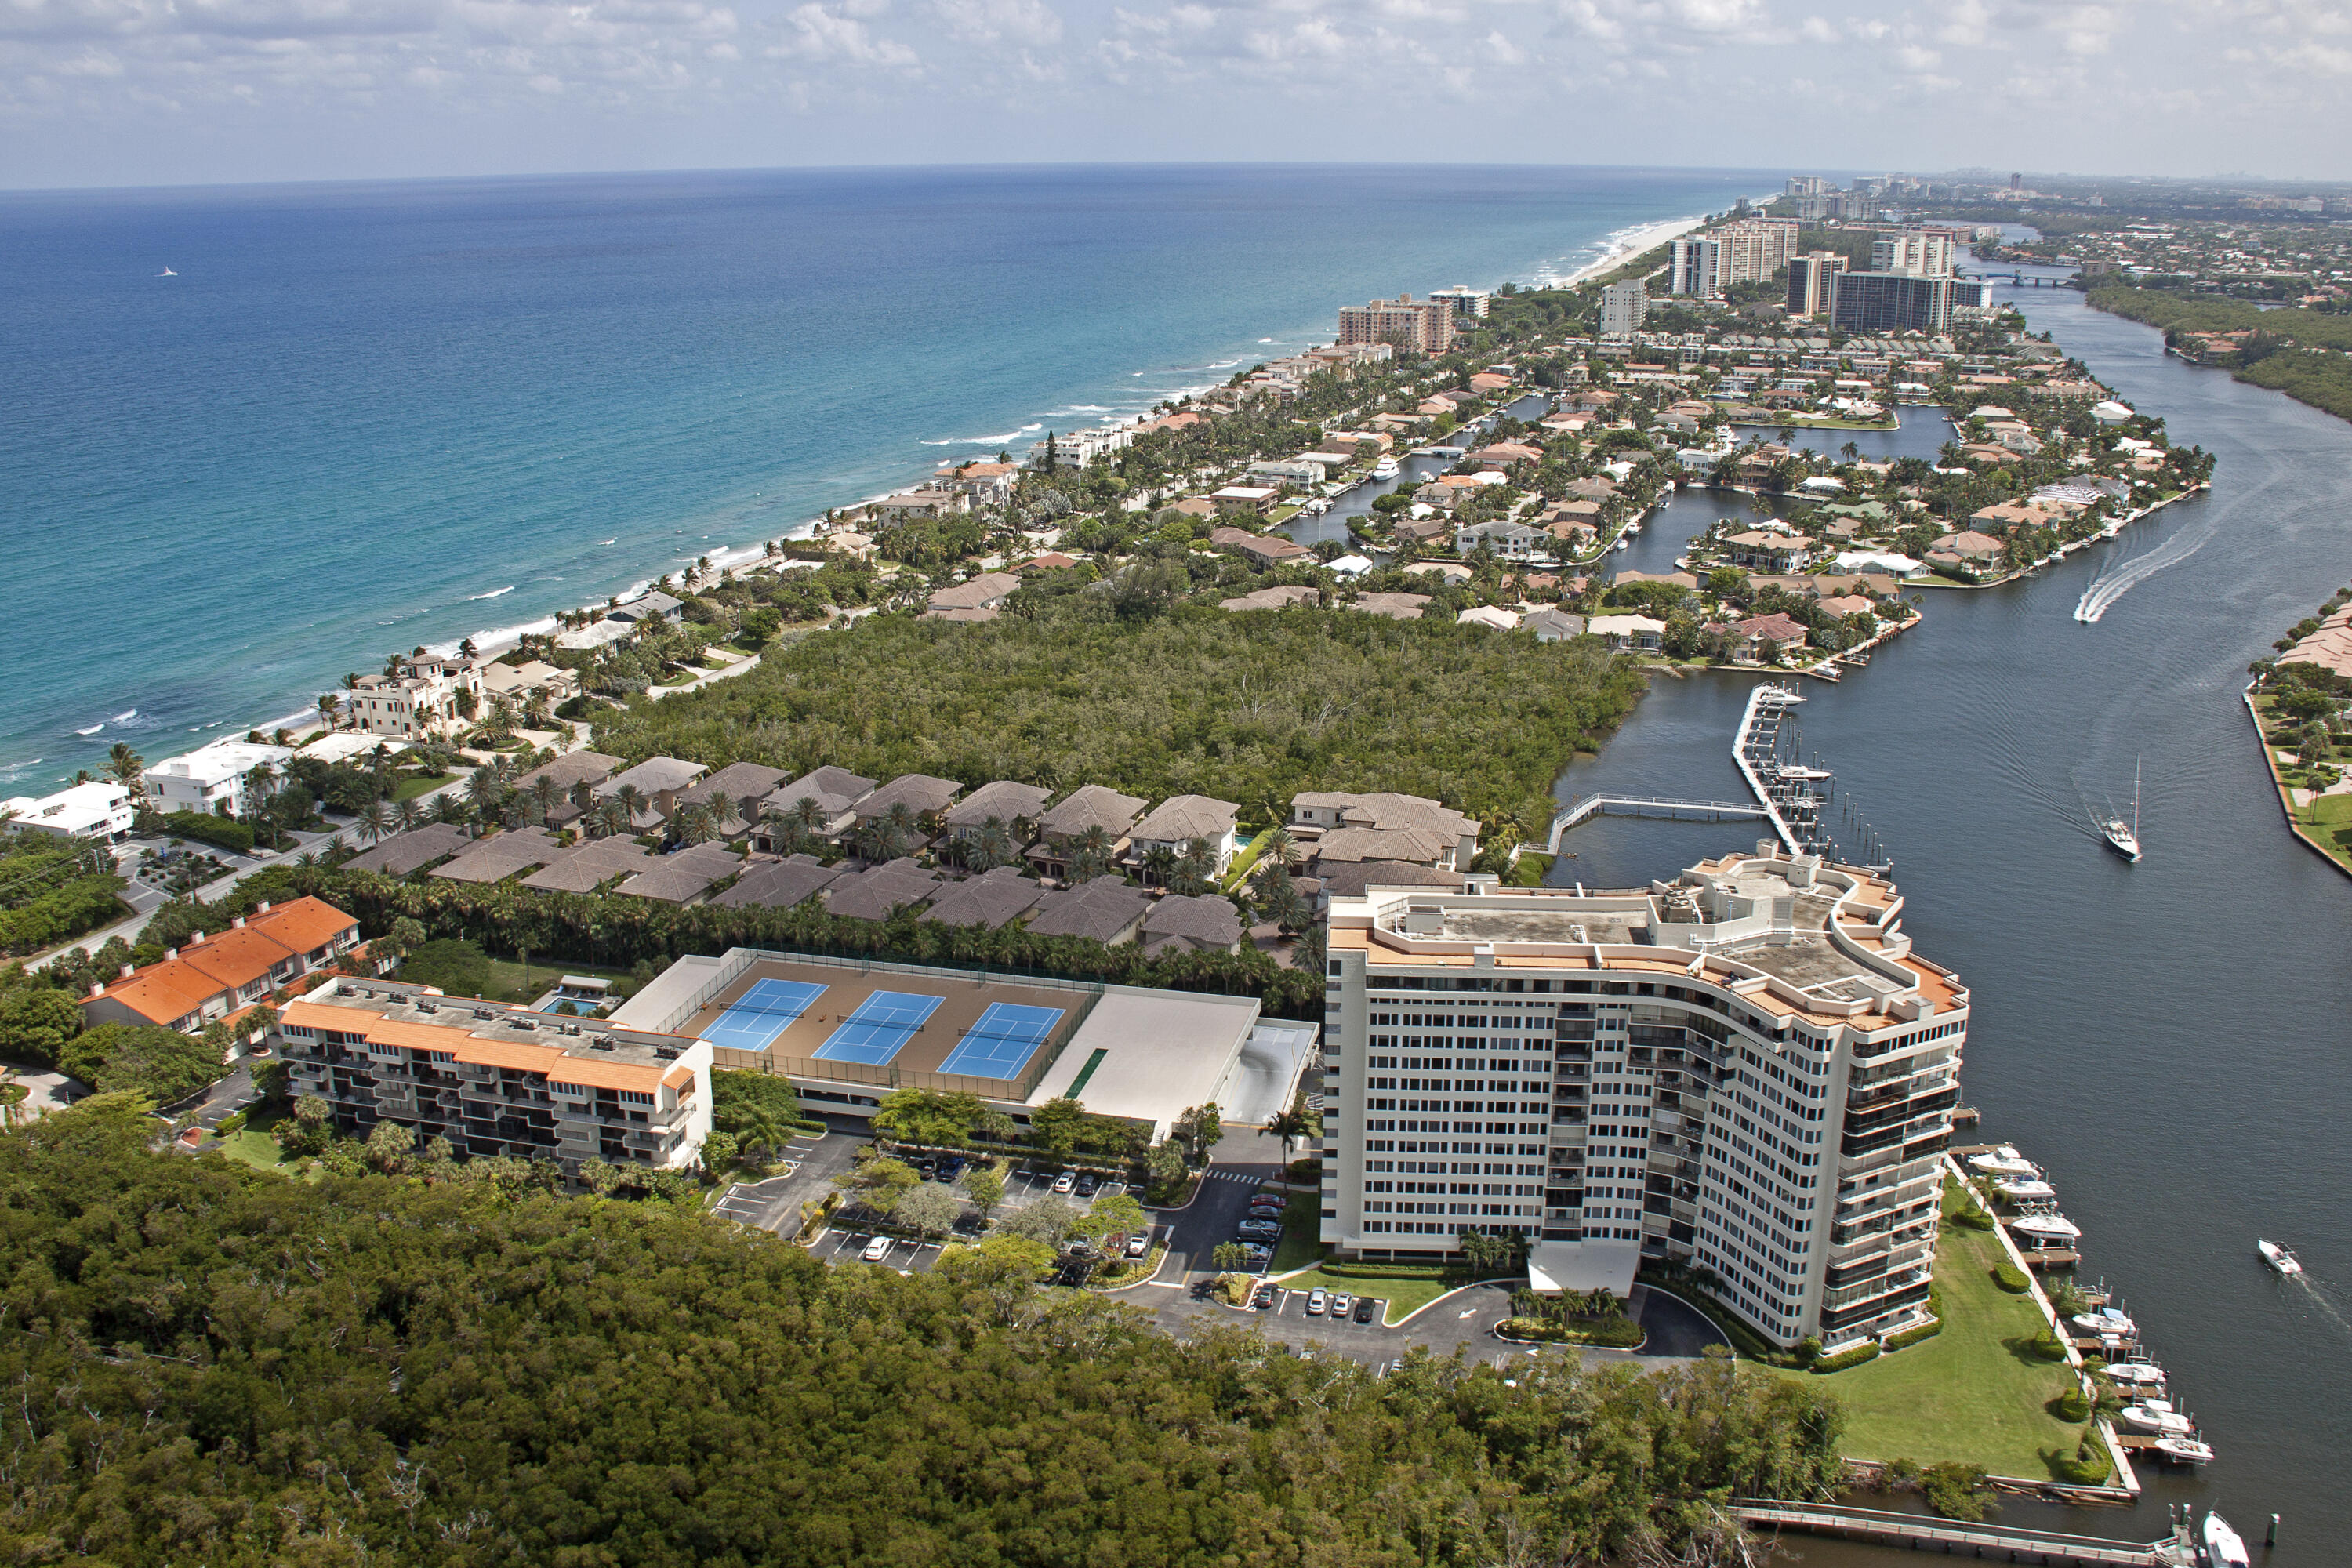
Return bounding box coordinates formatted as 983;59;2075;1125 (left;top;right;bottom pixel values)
1498;1317;1645;1348
1810;1343;1882;1374
1883;1318;1944;1352
1309;1260;1456;1280
1992;1261;2031;1294
143;811;255;854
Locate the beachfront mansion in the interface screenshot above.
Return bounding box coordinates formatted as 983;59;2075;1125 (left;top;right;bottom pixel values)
1318;844;1965;1352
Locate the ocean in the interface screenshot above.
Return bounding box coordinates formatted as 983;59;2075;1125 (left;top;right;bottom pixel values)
0;162;1760;789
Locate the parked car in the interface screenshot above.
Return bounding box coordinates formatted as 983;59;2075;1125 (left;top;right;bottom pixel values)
1353;1297;1377;1324
916;1159;937;1178
1124;1232;1150;1258
1329;1293;1352;1318
1236;1220;1281;1238
1239;1243;1274;1262
936;1157;965;1182
1074;1172;1100;1196
1253;1282;1278;1308
1305;1289;1327;1316
1051;1171;1076;1194
860;1236;893;1263
1247;1205;1286;1222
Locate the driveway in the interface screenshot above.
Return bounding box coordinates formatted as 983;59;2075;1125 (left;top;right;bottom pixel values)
1156;1127;1294;1280
709;1120;861;1233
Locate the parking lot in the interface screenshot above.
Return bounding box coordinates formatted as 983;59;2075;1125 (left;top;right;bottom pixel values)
709;1120;862;1233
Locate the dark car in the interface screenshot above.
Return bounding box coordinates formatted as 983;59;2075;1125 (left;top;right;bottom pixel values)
1353;1297;1377;1325
1253;1282;1278;1309
916;1159;937;1178
1074;1172;1100;1197
935;1158;964;1183
1246;1201;1287;1219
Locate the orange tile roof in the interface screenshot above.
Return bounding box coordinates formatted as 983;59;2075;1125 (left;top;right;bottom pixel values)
99;964;221;1025
180;926;299;992
662;1065;696;1091
249;897;358;955
281;1000;671;1090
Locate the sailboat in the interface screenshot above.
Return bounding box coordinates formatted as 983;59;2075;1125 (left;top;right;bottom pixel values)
159;267;177;277
2099;757;2142;862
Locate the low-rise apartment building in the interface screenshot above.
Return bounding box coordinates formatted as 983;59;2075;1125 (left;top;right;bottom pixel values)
3;781;136;842
81;896;371;1038
142;739;296;820
278;979;713;1173
1318;847;1966;1351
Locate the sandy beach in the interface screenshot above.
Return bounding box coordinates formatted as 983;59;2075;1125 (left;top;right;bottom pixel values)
1563;214;1708;286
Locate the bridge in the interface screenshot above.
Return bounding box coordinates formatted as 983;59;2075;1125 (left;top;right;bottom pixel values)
1538;795;1770;853
1733;1503;2187;1566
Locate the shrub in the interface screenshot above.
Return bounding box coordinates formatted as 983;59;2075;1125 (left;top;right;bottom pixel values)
1810;1343;1882;1374
1919;1462;1988;1521
1951;1203;1995;1231
1284;1156;1323;1182
1884;1319;1944;1352
141;811;255;855
2050;1385;2092;1422
2049;1427;2111;1485
59;1022;227;1105
1992;1261;2031;1293
395;938;495;1000
2027;1327;2070;1362
0;985;84;1069
1791;1334;1823;1367
1499;1317;1644;1348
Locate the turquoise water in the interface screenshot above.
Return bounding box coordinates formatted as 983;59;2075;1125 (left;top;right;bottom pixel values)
0;164;1761;788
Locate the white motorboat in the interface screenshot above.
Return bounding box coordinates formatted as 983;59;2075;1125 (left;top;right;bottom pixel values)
2202;1511;2250;1568
1371;456;1399;481
1969;1145;2038;1178
2119;1399;2195;1437
2073;1306;2136;1338
2104;1360;2166;1391
2008;1212;2082;1244
2258;1239;2303;1276
1614;536;1630;552
2098;757;2142;862
1994;1177;2056;1202
2151;1436;2214;1466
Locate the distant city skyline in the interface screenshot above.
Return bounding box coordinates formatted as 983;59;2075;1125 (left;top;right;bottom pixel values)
4;0;2350;190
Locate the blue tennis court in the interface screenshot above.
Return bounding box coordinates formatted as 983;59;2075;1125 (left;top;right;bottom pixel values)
938;1001;1065;1080
699;978;828;1054
812;989;944;1065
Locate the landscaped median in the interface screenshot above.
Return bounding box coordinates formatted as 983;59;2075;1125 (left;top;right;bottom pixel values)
1782;1181;2086;1482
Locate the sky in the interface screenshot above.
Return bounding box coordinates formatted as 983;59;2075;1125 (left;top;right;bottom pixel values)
4;0;2351;189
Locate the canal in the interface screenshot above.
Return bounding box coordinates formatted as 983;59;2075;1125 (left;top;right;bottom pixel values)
1550;276;2352;1563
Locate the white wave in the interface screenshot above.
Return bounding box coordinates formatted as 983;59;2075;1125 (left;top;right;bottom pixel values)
1206;358;1243;370
0;760;43;784
468;585;516;601
74;724;103;736
919;423;1044;446
112;709;137;723
2073;508;2223;622
601;538;618;545
421;612;559;662
1258;337;1275;343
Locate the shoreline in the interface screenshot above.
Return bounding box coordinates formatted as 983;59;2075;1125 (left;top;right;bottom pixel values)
21;205;1736;778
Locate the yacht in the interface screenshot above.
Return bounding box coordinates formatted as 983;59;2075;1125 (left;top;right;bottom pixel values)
2104;1361;2166;1392
2151;1436;2214;1466
1994;1177;2056;1202
2099;757;2143;862
2008;1212;2082;1245
1969;1145;2038;1178
2073;1306;2136;1338
2203;1512;2251;1568
1370;456;1399;481
2258;1239;2302;1276
2119;1399;2195;1437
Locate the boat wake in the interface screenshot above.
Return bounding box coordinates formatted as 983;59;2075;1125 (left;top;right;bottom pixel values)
468;585;515;601
2282;1272;2352;1339
2074;505;2226;622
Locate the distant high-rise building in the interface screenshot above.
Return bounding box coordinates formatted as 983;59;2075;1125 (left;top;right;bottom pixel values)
1599;280;1648;336
1669;238;1721;298
1869;228;1955;278
1786;252;1849;319
1719;219;1801;285
1784;175;1831;198
1337;294;1455;355
1794;192;1846;222
1428;286;1493;321
1828;272;1982;334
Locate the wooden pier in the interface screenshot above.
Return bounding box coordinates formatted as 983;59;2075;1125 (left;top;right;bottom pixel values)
1734;1502;2186;1565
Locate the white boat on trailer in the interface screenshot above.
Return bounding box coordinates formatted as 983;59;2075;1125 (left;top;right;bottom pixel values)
2104;1360;2166;1392
2119;1399;2195;1438
2151;1436;2214;1466
2258;1239;2302;1275
1994;1177;2056;1202
2073;1306;2136;1338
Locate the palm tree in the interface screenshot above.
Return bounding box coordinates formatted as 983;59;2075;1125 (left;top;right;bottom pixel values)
393;797;424;833
972;816;1014;872
1140;844;1177;888
613;784;647;828
1253;826;1298;873
733;1107;794;1166
597;798;633;840
676;804;717;846
1067;825;1115;883
1262;1092;1322;1159
357;798;393;845
532;775;559;822
106;742;145;792
318;692;343;731
466;766;504;817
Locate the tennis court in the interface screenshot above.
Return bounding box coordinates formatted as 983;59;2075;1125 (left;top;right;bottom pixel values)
699;978;829;1054
937;1000;1065;1080
812;989;944;1065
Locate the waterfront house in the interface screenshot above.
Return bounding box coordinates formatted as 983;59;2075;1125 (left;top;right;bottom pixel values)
606;590;684;625
347;654;483;741
946;461;1019;508
479;659;580;709
1733;612;1811;652
873;489;967;521
1472;441;1543;470
1210;485;1279;515
1719;530;1810;573
143;739;296;820
1588;613;1667;652
1210;528;1312;570
80;896;368;1042
1290;793;1479;870
1927;530;2005;569
1454;519;1548;561
2;781;135;843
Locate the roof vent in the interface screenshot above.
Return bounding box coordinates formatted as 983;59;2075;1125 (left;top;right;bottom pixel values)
654;1046;681;1060
473;1008;493;1020
508;1019;536;1031
231;916;246;930
120;964;136;979
588;1038;615;1052
191;931;205;945
164;948;180;962
256;900;271;913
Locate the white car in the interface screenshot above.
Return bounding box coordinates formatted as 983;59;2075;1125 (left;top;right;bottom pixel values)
1125;1232;1150;1258
860;1235;893;1263
1329;1293;1352;1318
1051;1171;1076;1194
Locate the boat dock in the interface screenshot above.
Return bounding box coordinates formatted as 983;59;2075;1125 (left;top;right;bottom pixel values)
1535;793;1769;853
1733;1502;2190;1566
1733;681;1882;860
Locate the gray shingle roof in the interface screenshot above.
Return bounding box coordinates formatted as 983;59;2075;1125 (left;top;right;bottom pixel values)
343;822;474;877
822;857;941;922
710;854;844;911
856;774;963;820
922;866;1047;930
427;826;561;884
1128;794;1239;844
1023;876;1150;944
513;751;624;793
1035;784;1147;841
596;756;707;799
615;840;742;904
519;838;654;894
943;780;1052;829
1139;893;1243;949
680;762;792;815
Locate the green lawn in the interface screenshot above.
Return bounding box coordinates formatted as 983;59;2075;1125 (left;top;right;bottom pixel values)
390;771;453;803
1791;1188;2081;1479
1267;1188;1327;1272
2289;786;2352;872
1271;1263;1474;1326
